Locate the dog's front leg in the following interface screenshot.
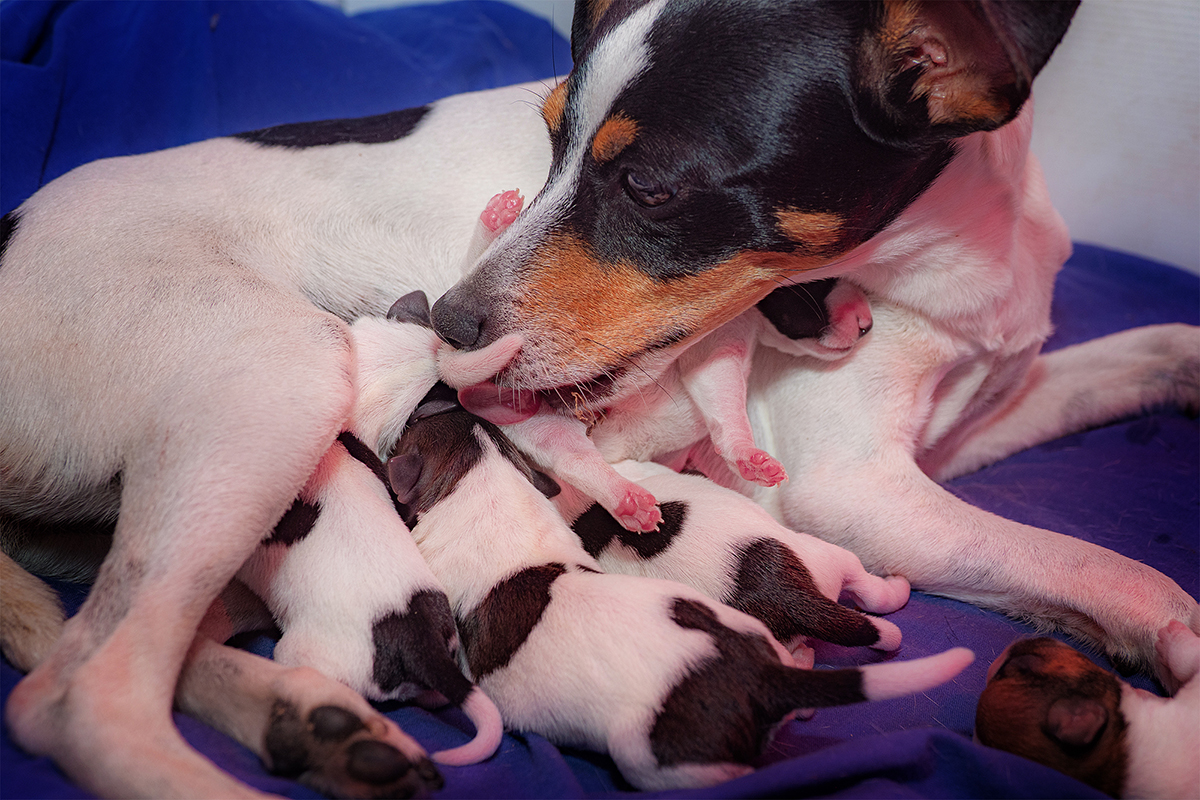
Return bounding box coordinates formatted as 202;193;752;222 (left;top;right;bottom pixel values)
924;323;1200;481
773;450;1197;681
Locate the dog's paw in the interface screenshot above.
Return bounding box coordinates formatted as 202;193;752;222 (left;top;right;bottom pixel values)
265;702;442;799
480;189;523;233
613;488;662;532
736;450;788;487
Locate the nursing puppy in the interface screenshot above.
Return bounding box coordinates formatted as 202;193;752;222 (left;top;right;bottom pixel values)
975;621;1200;799
432;0;1199;678
391;398;974;791
234;293;524;768
560;459;906;662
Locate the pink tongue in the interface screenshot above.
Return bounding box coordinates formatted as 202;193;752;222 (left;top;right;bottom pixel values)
458;382;541;425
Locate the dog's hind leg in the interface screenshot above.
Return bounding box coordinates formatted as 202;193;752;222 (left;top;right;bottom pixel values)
0;550;65;673
4;294;356;798
925;324;1200;481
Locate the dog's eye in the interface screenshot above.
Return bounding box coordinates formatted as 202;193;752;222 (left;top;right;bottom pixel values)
624;171;675;207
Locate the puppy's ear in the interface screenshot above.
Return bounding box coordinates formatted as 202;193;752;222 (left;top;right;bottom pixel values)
856;0;1078;143
1045;696;1109;752
387;452;424;505
388;291;432;327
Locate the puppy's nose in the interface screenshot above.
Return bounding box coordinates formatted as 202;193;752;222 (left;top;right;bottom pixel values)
431;287;489;350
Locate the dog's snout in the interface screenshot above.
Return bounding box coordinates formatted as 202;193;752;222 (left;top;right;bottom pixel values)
431;288;489;351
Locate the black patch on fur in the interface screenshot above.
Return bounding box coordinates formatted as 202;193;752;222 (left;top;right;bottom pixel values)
458;563;565;680
338;431;389;486
650;598;866;769
393;404;564;523
265;700;311;777
756;278;837;340
571;500;687;559
371;590;474;705
725;538;880;647
267;498;322;546
0;210;19;266
234;106;430;148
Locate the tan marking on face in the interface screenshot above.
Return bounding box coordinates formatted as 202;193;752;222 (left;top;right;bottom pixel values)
541;81;568;134
591;114;638;164
516;235;831;375
775;209;845;254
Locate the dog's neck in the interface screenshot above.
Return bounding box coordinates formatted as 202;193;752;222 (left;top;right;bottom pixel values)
825;101;1070;354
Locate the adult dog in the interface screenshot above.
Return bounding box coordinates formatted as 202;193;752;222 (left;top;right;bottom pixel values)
1;0;1196;798
432;0;1198;682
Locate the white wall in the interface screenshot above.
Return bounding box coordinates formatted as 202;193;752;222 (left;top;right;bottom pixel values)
325;0;1199;274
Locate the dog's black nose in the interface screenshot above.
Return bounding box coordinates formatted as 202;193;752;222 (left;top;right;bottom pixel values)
430;287;488;350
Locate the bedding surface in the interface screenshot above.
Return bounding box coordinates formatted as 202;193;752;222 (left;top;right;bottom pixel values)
2;2;1196;798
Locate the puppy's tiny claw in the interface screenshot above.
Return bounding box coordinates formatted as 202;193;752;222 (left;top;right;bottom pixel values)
614;489;662;532
737;450;788;487
480;189;524;233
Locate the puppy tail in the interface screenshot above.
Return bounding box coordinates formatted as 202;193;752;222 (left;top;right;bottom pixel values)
859;647;975;701
431;687;504;766
772;647;974;716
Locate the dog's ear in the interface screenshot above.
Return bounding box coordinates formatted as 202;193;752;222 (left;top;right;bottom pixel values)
570;0;617;63
855;0;1078;143
387;290;432;327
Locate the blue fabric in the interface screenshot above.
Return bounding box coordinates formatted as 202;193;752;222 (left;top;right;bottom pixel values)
1;2;1195;798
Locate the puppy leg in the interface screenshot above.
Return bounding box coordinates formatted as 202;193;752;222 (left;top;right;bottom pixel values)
5;304;355;799
927;324;1200;480
817;279;873;351
504;414;663;532
678;313;787;487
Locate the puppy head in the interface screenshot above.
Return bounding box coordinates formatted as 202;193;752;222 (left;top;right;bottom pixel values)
975;638;1127;797
432;0;1077;410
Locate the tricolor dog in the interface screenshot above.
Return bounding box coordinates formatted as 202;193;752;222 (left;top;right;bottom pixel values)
975;621;1200;799
432;0;1199;682
391;394;973;791
0;0;1196;798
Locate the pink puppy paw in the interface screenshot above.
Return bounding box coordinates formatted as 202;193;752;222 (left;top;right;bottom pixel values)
480;189;524;233
613;488;662;533
737;450;788;487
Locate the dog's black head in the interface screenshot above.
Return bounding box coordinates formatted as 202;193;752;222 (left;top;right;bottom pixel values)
432;0;1077;410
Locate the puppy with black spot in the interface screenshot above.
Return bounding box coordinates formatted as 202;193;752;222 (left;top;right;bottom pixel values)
235;290;523;767
561;459;907;663
975;621;1200;799
391;396;973;791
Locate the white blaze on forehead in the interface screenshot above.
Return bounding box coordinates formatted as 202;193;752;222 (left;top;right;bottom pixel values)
509;0;668;234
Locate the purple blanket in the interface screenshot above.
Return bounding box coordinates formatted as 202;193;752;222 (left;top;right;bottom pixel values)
2;2;1195;798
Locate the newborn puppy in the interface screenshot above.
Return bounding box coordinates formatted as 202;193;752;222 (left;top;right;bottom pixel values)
236;291;522;766
561;460;907;662
391;399;973;791
975;622;1199;799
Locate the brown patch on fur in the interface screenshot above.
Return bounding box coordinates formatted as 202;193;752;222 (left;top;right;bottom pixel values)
976;638;1128;798
591;114;638;163
541;81;568;134
775;209;845;254
517;235;831;372
862;0;1015;129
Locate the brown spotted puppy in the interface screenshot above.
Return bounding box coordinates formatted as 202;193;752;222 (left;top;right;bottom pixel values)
390;397;974;791
976;622;1200;799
